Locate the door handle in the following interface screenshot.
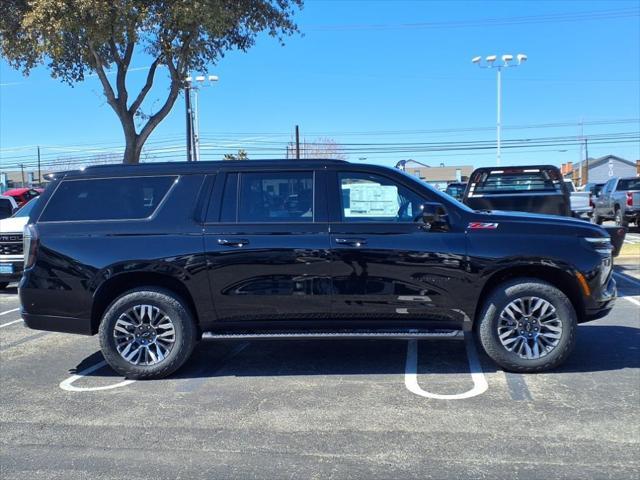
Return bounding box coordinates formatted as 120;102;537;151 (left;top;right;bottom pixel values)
217;238;250;247
335;238;367;247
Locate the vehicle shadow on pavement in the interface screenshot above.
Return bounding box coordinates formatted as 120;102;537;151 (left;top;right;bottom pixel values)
0;286;18;296
553;325;640;373
69;326;639;382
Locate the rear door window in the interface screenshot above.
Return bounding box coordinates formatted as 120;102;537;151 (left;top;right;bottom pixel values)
39;176;176;222
237;172;314;223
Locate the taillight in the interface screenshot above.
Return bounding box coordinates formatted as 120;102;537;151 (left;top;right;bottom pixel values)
23;224;39;269
627;192;633;207
589;193;594;208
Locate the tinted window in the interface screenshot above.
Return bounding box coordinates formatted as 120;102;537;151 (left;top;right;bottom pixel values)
238;172;313;223
40;176;176;222
617;178;640;191
12;198;38;218
339;172;424;222
0;198;13;218
470;169;562;194
219;173;238;222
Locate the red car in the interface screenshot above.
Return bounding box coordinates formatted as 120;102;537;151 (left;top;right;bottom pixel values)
2;187;43;207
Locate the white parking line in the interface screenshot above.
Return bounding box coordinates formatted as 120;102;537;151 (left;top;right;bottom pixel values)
0;318;23;329
0;308;20;316
622;296;640;307
404;334;488;400
59;360;136;392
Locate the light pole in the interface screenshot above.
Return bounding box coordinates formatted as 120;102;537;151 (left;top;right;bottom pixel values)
472;53;527;166
184;74;219;161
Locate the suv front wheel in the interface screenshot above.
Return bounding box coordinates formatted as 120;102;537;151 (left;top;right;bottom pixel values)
99;288;198;380
477;278;577;373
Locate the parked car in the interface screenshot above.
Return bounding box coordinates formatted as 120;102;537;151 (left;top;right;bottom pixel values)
463;165;571;216
592;177;640;227
0;198;38;289
2;187;43;207
0;195;18;220
463;165;625;253
21;160;618;379
444;182;467;201
563;179;591;218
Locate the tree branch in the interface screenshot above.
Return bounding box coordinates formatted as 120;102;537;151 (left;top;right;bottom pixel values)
87;42;119;111
137;56;181;147
128;57;159;115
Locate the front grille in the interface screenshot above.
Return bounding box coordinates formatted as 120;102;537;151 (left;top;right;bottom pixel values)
0;233;23;255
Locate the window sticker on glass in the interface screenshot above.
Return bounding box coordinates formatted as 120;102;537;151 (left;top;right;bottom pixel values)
342;183;399;218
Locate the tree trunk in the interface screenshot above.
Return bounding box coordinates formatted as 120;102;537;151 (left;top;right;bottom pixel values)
121;114;140;164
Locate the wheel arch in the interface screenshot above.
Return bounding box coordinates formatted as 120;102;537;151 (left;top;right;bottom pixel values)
473;265;586;328
91;272;199;335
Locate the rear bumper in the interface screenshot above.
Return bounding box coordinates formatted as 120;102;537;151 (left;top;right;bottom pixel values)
22;312;93;335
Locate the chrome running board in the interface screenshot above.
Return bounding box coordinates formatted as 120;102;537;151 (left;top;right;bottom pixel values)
201;330;464;341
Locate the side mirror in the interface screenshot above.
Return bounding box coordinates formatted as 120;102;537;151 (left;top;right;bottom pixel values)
420;202;449;231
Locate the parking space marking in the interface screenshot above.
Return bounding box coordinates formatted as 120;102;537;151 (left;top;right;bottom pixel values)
59;361;136;392
404;334;488;400
622;296;640;307
0;308;20;316
0;318;23;328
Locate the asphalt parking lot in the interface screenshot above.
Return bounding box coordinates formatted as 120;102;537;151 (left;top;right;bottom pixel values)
1;265;639;479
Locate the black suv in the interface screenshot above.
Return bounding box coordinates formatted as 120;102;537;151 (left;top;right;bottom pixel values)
20;160;617;379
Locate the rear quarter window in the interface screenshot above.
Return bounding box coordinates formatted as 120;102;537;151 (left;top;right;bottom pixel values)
39;176;177;222
617;178;640;191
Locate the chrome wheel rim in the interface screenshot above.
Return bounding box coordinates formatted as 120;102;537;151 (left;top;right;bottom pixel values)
113;305;176;366
497;296;562;360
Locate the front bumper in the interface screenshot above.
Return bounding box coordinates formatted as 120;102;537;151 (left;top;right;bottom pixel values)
581;274;616;323
0;258;23;283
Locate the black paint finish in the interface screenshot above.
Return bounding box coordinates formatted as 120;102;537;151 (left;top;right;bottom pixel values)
19;160;615;336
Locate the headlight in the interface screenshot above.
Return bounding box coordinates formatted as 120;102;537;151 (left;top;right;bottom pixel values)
582;237;613;255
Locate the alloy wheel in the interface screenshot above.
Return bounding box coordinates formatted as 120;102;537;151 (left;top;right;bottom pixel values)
113;304;176;365
496;296;562;360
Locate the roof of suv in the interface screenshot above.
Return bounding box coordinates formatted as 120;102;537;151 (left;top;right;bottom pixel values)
50;159;351;179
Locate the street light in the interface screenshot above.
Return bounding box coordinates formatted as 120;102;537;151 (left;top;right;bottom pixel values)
184;74;219;162
472;53;527;166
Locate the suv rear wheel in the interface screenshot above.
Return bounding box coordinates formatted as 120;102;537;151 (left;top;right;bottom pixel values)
98;288;198;380
477;278;577;372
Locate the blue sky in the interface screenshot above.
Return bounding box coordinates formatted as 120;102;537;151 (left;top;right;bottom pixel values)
1;0;639;171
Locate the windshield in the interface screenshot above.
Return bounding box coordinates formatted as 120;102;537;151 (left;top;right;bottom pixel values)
396;168;473;212
11;197;38;218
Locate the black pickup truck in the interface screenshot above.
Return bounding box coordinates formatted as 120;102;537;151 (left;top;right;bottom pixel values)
20;160;617;379
463;165;626;255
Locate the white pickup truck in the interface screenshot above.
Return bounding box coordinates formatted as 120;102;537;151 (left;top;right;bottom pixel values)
0;198;37;289
563;179;591;218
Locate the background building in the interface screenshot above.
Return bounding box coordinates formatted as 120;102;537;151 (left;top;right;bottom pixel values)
399;160;473;190
561;155;638;186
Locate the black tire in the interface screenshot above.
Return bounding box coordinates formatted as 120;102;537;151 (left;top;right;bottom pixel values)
98;287;198;380
477;278;577;373
614;208;628;228
0;282;9;290
591;212;603;225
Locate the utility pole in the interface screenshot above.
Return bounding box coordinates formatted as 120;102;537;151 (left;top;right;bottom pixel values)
584;137;589;184
20;164;25;186
184;84;193;162
37;146;41;184
496;66;502;166
295;125;300;160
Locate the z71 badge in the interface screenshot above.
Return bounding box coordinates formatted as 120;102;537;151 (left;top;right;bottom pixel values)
468;222;499;229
